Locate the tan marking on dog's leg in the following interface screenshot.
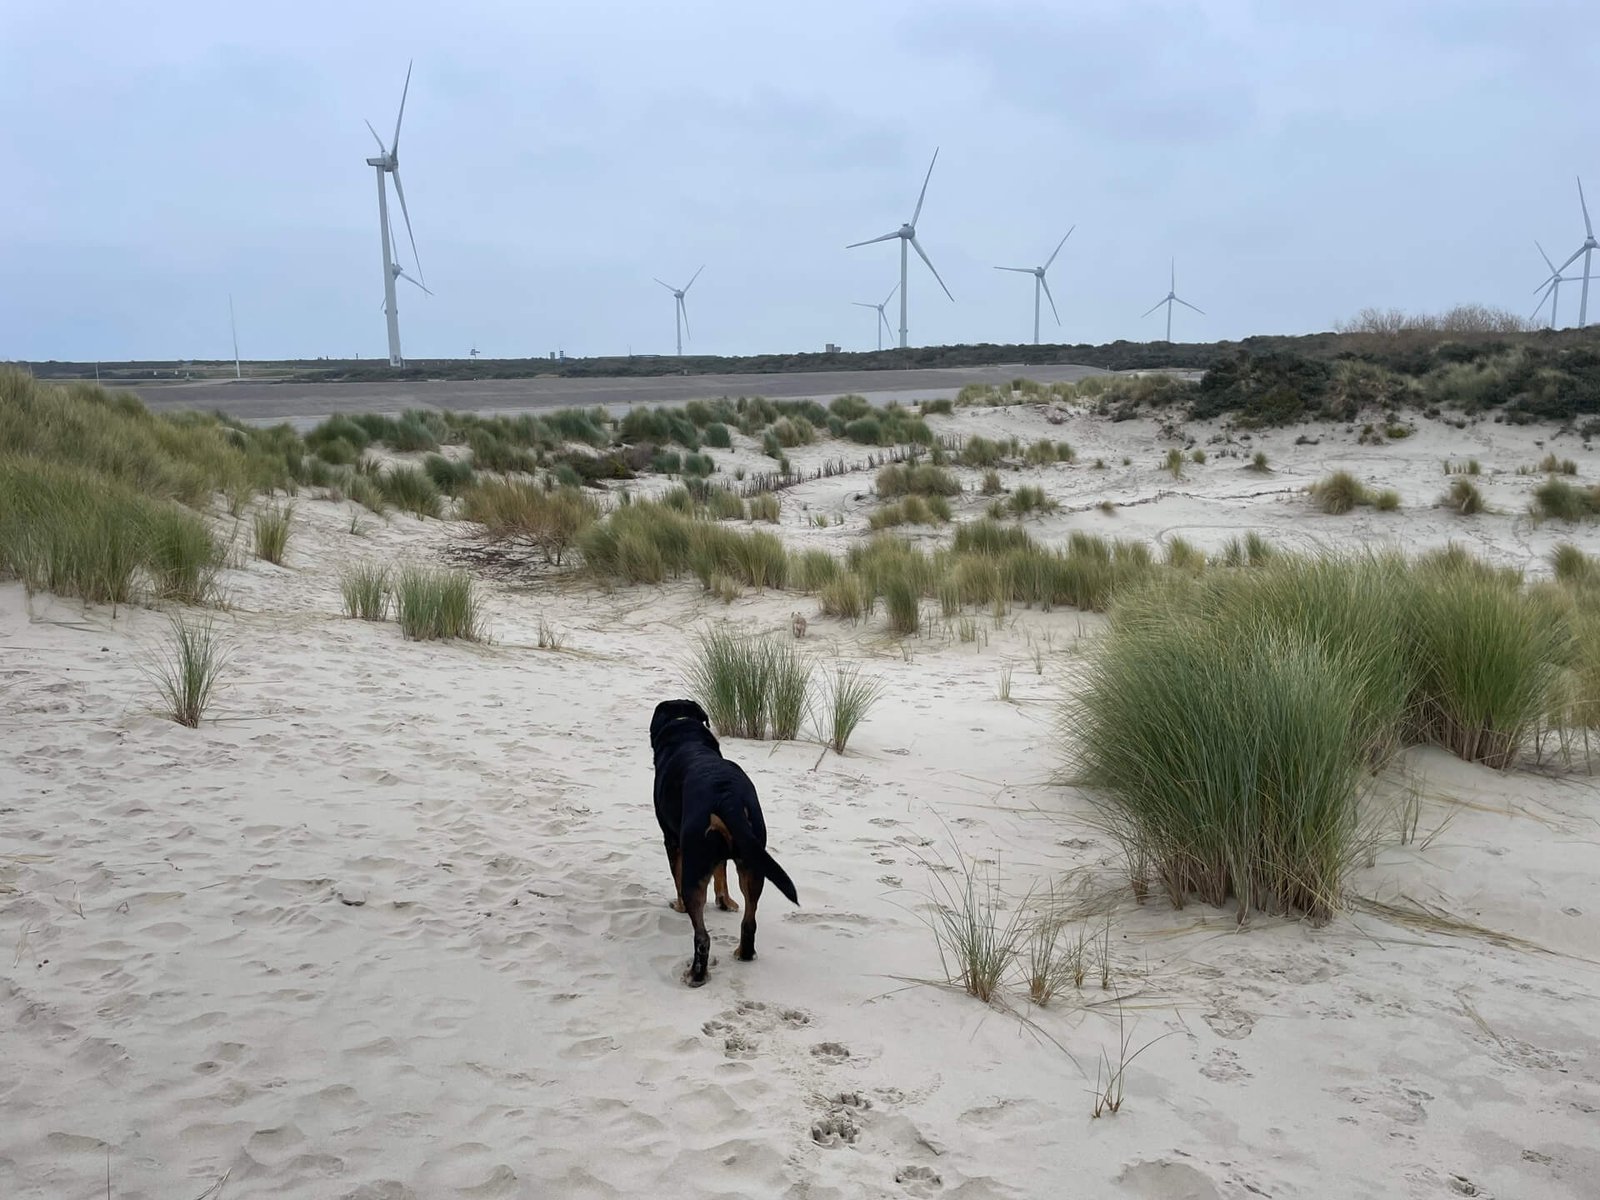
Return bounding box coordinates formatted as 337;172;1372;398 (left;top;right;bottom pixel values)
714;862;739;912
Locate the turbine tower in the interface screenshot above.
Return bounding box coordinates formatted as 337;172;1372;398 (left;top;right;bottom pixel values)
363;61;424;368
228;293;241;381
852;282;899;352
846;149;953;348
994;227;1074;345
1142;259;1203;342
1533;241;1581;328
1554;177;1599;327
655;266;703;356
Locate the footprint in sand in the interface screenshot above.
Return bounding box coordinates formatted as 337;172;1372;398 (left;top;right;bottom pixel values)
811;1107;862;1147
1202;999;1255;1040
895;1164;943;1195
703;1001;815;1059
811;1041;851;1063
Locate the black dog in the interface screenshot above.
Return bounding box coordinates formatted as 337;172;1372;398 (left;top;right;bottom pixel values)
650;699;798;986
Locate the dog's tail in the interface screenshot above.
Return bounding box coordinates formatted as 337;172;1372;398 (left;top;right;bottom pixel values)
758;850;799;906
719;787;799;906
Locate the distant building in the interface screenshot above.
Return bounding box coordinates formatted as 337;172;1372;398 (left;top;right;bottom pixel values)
825;343;840;353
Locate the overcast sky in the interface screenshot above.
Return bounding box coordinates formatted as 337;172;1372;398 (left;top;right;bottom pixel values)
3;2;1597;362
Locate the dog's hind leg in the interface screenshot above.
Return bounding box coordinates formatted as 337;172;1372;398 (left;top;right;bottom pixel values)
735;865;764;962
664;840;686;913
683;876;712;987
713;863;740;912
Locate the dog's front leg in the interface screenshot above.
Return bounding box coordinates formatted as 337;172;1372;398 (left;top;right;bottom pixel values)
683;876;712;986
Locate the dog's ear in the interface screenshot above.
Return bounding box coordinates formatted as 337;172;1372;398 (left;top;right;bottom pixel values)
686;699;710;727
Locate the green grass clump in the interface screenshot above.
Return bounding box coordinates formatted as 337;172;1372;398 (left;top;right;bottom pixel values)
1445;477;1485;515
1070;604;1366;922
794;548;841;592
1409;568;1570;768
820;572;870;620
1007;485;1058;517
1248;451;1270;473
960;436;1006;468
147;615;229;728
952;519;1035;557
1540;453;1578;476
747;493;781;524
145;505;224;604
980;470;1004;496
378;466;445;519
339;563;390;620
424;454;476;495
876;463;961;498
252;503;293;564
882;570;921;634
1163;536;1205;572
1531;476;1599;521
394;567;482;641
1164;448;1185;479
1552;543;1599;588
705;488;746;520
1372;488;1401;512
1310;471;1373;514
687;628;812;740
459;481;599;566
869;495;949;529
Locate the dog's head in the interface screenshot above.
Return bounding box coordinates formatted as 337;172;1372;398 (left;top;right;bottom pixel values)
650;698;713;755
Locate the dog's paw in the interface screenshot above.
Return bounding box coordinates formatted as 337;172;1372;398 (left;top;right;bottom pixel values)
716;895;740;912
683;970;708;988
669;898;686;913
735;947;756;962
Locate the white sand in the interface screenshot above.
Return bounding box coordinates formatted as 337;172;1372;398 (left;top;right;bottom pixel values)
3;404;1599;1199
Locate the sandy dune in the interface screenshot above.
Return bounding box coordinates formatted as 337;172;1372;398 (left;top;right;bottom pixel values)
3;402;1599;1198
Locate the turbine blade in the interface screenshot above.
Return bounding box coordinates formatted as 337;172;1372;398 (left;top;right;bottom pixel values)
684;264;705;292
852;301;878;309
680;296;691;341
882;281;899;308
1581;176;1594;239
392;60;413;154
1531;280;1555;319
909;235;953;301
654;278;676;292
398;270;432;296
1044;226;1075;270
994;266;1034;273
1141;299;1167;317
911;147;939;226
1174;297;1204;315
364;119;386;153
847;230;903;248
1536;240;1557;273
1557;245;1586;272
1041;275;1061;325
391;170;423;284
879;308;893;338
1170;258;1176;291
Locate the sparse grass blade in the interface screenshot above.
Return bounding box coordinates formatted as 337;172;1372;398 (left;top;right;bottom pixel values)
817;665;885;754
252;503;292;564
146;615;229;728
339;563;390;620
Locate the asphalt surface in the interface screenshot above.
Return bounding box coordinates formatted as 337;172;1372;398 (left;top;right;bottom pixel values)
125;362;1106;422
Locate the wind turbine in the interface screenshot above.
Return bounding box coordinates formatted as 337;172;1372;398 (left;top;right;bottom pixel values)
994;227;1074;345
1532;241;1581;328
1142;259;1203;342
655;266;703;356
852;282;899;352
228;293;241;380
846;149;953;349
1553;177;1599;327
363;61;424;368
